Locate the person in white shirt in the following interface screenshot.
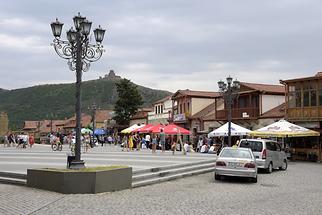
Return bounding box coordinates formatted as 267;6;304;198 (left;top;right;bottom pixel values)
184;142;191;152
200;144;208;153
145;134;151;149
208;145;216;154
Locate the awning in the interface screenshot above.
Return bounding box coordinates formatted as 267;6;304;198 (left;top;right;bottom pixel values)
249;119;320;137
208;122;251;138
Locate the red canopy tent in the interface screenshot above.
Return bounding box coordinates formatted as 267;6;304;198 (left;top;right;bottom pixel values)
160;124;190;135
151;124;166;133
132;124;155;133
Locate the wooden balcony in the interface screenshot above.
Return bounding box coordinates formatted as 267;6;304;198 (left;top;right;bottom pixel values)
216;107;260;120
288;107;322;121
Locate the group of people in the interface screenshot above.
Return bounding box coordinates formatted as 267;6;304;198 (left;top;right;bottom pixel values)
121;129;171;153
3;132;35;148
120;129;198;155
197;136;224;154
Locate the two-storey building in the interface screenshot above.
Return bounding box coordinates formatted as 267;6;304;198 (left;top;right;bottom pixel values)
281;72;322;161
213;82;285;130
171;89;221;131
147;95;173;125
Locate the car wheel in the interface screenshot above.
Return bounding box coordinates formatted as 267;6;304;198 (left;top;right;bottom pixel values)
279;159;288;171
250;176;257;183
266;162;273;173
215;173;221;181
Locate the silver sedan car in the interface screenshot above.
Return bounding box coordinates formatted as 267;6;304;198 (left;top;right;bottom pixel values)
215;147;258;183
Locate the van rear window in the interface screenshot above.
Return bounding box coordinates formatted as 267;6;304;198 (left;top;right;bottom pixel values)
239;140;263;152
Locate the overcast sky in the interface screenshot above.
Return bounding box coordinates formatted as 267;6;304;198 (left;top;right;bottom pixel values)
0;0;321;92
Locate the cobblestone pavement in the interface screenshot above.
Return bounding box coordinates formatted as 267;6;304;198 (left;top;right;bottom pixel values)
0;161;322;215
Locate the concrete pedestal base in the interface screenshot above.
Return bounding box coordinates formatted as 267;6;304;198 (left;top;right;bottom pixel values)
27;166;132;194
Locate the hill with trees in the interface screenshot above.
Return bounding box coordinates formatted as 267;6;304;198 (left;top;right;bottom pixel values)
0;76;171;129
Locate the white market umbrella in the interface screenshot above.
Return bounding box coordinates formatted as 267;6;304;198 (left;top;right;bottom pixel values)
208;122;251;138
121;124;145;134
249;119;320;137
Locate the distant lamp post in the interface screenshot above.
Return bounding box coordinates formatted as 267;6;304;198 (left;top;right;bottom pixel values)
89;102;97;137
218;76;240;147
50;13;106;169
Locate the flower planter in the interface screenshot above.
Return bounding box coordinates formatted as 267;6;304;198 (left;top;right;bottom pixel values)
27;166;132;194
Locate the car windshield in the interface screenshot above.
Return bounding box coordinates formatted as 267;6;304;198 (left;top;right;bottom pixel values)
220;149;252;159
239;140;263;152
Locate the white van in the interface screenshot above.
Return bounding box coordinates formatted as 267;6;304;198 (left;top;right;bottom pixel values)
238;139;288;173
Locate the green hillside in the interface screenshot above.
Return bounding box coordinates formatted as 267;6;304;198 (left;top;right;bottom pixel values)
0;78;172;129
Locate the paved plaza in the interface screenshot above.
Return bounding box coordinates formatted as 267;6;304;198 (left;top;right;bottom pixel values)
0;161;321;214
0;144;215;174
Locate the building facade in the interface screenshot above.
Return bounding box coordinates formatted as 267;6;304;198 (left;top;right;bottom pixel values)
213;82;285;130
148;95;173;125
281;72;322;161
171;89;221;132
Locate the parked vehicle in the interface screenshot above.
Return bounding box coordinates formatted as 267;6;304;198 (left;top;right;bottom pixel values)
238;139;288;173
215;147;257;182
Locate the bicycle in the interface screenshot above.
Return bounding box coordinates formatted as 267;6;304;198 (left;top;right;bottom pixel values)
51;141;63;151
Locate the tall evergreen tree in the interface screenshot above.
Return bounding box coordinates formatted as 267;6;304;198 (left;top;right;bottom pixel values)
113;79;143;126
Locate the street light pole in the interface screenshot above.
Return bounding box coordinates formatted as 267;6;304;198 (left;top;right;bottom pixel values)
227;80;232;147
218;76;240;147
50;13;106;168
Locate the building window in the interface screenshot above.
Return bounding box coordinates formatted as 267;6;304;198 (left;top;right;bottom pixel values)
303;82;317;107
155;106;158;114
238;96;248;108
183;103;186;113
288;92;296;108
161;105;163;113
311;90;317;106
303;90;309;107
319;80;322;106
295;91;301;107
187;102;190;112
180;104;182;114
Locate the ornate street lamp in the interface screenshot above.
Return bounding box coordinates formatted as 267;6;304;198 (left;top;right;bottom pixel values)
50;13;106;169
218;76;240;147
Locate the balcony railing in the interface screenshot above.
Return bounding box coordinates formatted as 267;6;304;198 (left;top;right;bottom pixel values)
287;107;321;120
216;107;260;120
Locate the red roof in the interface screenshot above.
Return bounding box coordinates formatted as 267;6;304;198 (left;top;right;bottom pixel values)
172;89;221;99
95;110;113;122
23;121;38;129
240;82;284;94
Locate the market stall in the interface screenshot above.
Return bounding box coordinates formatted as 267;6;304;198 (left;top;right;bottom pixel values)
249;119;320;161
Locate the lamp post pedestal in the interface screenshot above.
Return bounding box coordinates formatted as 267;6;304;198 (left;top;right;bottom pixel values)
69;160;85;169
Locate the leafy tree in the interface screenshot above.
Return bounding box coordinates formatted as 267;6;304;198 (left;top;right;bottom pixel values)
113;79;143;126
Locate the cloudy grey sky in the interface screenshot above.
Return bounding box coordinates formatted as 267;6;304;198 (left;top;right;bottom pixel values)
0;0;321;92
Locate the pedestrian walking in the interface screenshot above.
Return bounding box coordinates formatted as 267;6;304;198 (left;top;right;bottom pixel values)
197;136;203;152
152;134;157;153
29;134;35;148
128;135;134;151
145;133;151;149
160;129;166;153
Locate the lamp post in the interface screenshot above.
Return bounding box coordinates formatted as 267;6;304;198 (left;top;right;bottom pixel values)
89;102;97;142
218;76;240;147
50;13;106;168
